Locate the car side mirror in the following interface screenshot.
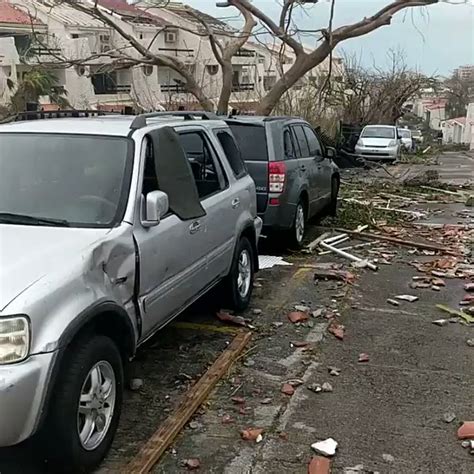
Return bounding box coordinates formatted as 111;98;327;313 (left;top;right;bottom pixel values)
142;190;169;227
326;147;336;160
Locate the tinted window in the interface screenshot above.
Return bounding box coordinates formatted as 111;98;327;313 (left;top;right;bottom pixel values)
284;129;296;159
0;133;131;227
303;126;323;156
293;125;310;158
179;131;224;199
216;130;247;178
361;126;395;139
227;123;268;161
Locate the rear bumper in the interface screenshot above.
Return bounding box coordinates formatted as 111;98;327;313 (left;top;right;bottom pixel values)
260;199;296;232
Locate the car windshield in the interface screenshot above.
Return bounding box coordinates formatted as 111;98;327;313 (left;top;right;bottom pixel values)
0;133;132;228
412;130;421;137
398;129;411;138
362;127;395;139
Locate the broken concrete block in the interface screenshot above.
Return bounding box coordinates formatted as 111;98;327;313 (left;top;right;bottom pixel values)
382;453;395;463
308;456;331;474
395;294;419;302
311;438;338;457
457;421;474;439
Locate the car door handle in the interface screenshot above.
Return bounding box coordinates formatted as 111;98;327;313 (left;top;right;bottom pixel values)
189;220;201;234
231;198;240;209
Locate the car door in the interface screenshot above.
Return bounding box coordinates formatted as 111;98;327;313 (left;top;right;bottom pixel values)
133;132;210;339
291;124;319;213
178;127;234;282
303;126;331;207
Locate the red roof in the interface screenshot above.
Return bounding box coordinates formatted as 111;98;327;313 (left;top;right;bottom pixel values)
98;0;167;25
0;1;42;25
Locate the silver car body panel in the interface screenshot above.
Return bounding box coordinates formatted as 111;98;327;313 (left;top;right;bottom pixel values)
0;116;260;446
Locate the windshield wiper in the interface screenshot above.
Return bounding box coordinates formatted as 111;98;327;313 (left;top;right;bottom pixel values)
0;212;70;227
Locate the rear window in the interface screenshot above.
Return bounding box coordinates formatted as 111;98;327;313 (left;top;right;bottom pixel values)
227;123;268;161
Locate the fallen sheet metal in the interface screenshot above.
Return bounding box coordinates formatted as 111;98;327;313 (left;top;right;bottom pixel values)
259;255;293;269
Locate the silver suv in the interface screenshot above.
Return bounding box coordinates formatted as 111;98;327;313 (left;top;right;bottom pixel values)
0;112;261;471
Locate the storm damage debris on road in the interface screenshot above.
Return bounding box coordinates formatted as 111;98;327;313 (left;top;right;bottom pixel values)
308;456;331;474
457;422;474;440
328;322;345;340
394;294;419;302
216;310;251;327
288;311;310;323
241;428;264;442
311;438;338;457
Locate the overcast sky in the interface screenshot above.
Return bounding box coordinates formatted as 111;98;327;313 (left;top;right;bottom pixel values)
186;0;474;76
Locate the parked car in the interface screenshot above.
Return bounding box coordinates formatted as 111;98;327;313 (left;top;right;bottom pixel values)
0;111;262;471
355;124;402;163
225;116;340;248
398;128;414;152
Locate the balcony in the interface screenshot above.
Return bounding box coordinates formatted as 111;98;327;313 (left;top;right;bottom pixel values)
158;47;194;58
234;49;256;57
29;46;62;57
160;83;187;93
95;84;131;95
232;83;255;92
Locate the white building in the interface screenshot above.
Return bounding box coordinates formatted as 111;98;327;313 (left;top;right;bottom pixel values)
441;117;466;144
464;102;474;150
0;0;343;114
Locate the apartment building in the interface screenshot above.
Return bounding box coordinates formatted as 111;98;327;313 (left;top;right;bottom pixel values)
0;0;342;113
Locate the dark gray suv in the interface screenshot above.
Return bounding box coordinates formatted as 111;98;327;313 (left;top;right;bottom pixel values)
226;116;340;247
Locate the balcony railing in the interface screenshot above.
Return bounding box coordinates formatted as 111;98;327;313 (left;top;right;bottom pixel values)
232;83;255;92
158;47;194;58
95;84;131;95
160;84;187;93
29;46;62;57
234;49;256;57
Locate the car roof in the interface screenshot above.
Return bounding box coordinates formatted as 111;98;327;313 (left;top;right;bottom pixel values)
226;115;305;125
0;115;228;137
363;124;396;128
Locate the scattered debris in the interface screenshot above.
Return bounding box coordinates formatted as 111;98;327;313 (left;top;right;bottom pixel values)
465;282;474;292
387;298;400;306
221;415;234;424
308;456;331;474
252;309;262;315
432;319;449;326
466;195;474;207
313;268;356;283
241;428;264;442
457;421;474;439
432;285;441;291
285;378;304;387
382;453;395;463
436;304;474;324
307;383;322;393
358;353;370;363
183;458;201;470
216;310;250;327
288;311;309;324
344;465;365;473
443;412;456;423
467;339;474;347
260;398;272;405
311;438;338;457
291;341;309;348
320;240;378;271
129;378;144;391
278;431;289;441
243;359;255;367
189;421;202;430
328;322;345;340
258;255;292;269
281;383;295;396
395;294;419;302
328;366;341;376
306;232;332;252
231;396;245;405
295;304;311;312
272;322;284;328
312;308;326;318
322;382;333;392
432;278;446;287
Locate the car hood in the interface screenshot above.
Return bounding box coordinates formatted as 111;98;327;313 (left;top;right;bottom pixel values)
360;137;394;147
0;225;111;312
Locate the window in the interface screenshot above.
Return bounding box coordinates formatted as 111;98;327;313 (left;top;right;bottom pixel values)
227;123;268;161
292;125;310;158
216;130;247;179
142;138;159;196
283;129;296;159
179;132;225;199
303;126;323;156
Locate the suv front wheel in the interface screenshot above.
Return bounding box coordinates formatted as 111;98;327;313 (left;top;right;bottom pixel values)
43;335;123;472
224;237;255;311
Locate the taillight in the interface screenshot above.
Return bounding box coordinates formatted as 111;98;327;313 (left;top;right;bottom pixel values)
269;161;286;193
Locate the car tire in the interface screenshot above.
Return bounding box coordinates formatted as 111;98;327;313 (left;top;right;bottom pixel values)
328;177;339;217
224;237;255;311
42;335;123;472
288;200;306;249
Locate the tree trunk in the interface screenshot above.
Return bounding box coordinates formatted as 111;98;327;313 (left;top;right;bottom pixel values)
217;63;233;115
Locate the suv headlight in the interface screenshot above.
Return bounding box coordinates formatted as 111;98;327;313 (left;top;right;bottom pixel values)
0;316;30;364
388;140;397;147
